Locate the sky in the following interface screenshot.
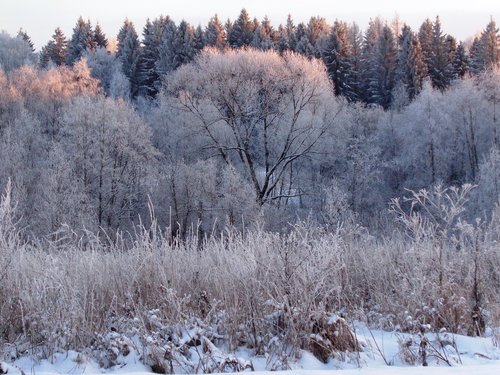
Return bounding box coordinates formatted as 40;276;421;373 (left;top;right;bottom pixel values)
1;0;499;50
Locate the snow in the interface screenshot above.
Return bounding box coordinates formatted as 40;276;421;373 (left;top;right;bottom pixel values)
3;325;500;375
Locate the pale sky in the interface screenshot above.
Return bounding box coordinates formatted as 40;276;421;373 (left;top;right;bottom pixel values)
1;0;499;50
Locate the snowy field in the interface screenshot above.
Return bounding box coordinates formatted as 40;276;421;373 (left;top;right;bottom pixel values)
3;325;499;375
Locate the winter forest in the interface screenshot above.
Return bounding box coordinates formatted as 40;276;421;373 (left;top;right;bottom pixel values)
1;7;500;373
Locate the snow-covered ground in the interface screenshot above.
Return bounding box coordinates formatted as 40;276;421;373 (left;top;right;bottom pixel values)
2;325;499;375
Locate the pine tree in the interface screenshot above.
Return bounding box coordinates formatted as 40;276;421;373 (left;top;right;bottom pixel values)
116;19;140;96
172;20;196;68
228;9;255;48
418;18;434;66
360;17;383;102
365;23;397;108
93;23;108;49
17;29;35;52
205;14;226;49
193;25;205;51
278;14;297;53
251;16;275;50
343;23;363;102
471;19;500;73
294;22;314;55
67;17;95;65
428;16;451;90
394;25;427;101
307;16;330;58
322;20;351;97
39;45;50;68
41;27;67;67
136;17;166;98
452;41;469;78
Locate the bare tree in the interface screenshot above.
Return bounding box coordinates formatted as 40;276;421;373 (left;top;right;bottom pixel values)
166;48;340;205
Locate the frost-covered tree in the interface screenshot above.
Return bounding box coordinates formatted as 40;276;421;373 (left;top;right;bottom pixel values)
0;31;36;72
156;17;177;76
394;25;427;101
471;19;500;73
451;41;469;79
166;48;339;205
276;14;296;52
251;16;275;50
66;17;95;65
428;17;452;90
204;14;226;49
41;27;67;67
116;19;140;96
136;17;167;98
322;20;351;97
227;9;255;48
365;24;397;108
17;29;35;52
93;23;108;49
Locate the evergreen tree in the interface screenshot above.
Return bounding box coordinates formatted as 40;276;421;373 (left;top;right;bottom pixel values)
276;15;296;52
294;22;314;55
360;17;384;102
452;41;469;78
251;16;275;50
343;23;363;102
322;20;351;97
39;45;50;68
471;19;500;73
394;25;427;101
67;17;95;65
228;9;255;48
365;24;397;108
116;19;140;96
307;16;330;58
156;18;178;76
93;23;108;49
136;17;167;98
193;25;205;51
172;20;197;68
205;14;226;49
41;27;67;67
418;18;434;66
427;16;452;90
17;29;35;52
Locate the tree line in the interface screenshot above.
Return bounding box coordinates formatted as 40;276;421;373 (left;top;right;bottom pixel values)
32;10;500;107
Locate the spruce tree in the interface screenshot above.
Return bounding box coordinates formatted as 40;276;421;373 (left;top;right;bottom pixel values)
394;25;426;101
294;22;314;55
116;19;140;96
205;14;226;49
471;19;500;73
343;23;363;102
67;17;95;65
17;29;35;52
360;17;383;102
136;17;167;98
280;15;297;52
427;16;451;90
41;27;67;67
322;21;351;97
365;23;397;108
418;18;433;80
193;25;205;51
156;18;177;76
93;23;108;49
452;41;469;78
251;16;275;50
228;9;255;48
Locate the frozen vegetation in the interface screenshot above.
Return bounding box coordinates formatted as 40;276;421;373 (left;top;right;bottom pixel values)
0;9;500;374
